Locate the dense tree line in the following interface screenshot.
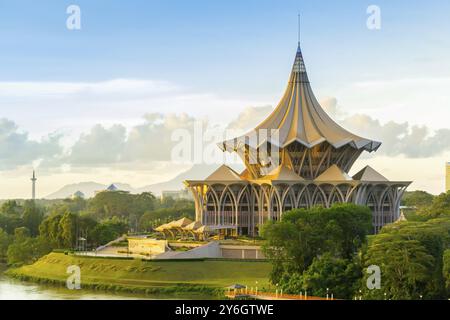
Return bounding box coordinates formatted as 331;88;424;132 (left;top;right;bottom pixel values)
0;190;195;266
261;204;372;299
361;191;450;299
262;191;450;300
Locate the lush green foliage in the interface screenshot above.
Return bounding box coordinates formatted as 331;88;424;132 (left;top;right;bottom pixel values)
262;192;450;300
8;252;271;293
361;214;450;299
0;228;11;259
359;191;450;299
0;191;194;266
139;199;195;231
86;191;156;220
402;190;434;208
279;253;362;299
444;249;450;295
6;227;51;266
261;204;372;299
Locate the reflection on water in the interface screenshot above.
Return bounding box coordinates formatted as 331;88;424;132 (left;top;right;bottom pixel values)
0;266;210;300
0;275;144;300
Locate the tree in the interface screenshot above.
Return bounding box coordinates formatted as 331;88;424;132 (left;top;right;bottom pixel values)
39;213;64;248
0;214;23;234
444;249;450;296
402;191;434;209
0;200;22;216
22;201;44;237
428;191;450;218
14;227;30;240
280;253;361;299
261;204;372;284
7;236;51;266
361;235;435;299
0;228;11;259
89;217;127;247
59;211;78;248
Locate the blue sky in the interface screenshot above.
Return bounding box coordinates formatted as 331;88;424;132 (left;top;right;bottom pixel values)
1;0;450;92
0;0;449;198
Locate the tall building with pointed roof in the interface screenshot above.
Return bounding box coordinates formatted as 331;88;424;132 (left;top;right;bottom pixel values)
185;43;411;235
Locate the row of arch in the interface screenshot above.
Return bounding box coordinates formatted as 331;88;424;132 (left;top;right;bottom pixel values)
188;182;407;235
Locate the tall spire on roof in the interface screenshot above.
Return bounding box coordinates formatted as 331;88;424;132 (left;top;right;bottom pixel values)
292;14;308;82
219;21;382;180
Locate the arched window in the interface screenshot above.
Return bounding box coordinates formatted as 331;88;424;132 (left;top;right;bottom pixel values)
270;194;280;221
298;191;309;209
221;191;234;226
381;192;392;225
366;193;377;211
238;192;250;233
205;192;217;225
366;192;377;231
329;189;343;206
283;193;294;212
312;189;326;207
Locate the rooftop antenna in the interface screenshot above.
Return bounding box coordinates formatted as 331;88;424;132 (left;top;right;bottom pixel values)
298;13;301;45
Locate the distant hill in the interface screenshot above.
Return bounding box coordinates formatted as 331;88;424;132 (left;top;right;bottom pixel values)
44;182;134;199
136;164;221;195
45;164;243;199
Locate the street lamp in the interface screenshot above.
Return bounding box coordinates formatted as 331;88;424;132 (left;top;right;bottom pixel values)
276;283;279;298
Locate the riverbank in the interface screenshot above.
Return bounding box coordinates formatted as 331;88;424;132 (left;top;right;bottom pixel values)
6;253;271;297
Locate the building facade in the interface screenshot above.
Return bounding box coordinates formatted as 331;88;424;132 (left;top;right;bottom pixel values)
185;43;411;235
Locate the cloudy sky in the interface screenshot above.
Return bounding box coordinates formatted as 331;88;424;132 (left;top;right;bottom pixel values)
0;0;449;198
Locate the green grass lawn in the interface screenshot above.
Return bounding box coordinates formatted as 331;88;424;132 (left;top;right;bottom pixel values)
8;253;271;293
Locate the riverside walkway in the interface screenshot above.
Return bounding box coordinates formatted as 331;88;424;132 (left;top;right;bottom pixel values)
226;288;334;300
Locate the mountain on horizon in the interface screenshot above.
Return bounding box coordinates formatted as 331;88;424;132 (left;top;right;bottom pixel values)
44;182;134;199
44;164;240;199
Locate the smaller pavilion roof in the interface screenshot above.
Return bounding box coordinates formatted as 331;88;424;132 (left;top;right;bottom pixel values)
263;165;304;181
168;217;193;228
194;225;214;233
206;165;242;181
184;221;204;231
154;223;170;232
315;165;353;182
352;165;388;182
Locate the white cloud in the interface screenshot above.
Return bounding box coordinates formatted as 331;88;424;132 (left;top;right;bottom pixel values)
333;76;450;130
0;118;62;170
0;79;267;142
0;77;449;198
226;105;273;131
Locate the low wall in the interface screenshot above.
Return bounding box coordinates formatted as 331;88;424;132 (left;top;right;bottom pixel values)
128;238;168;255
155;241;221;259
128;238;266;260
220;245;265;259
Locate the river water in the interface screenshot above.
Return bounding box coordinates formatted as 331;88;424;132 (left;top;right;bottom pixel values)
0;266;210;300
